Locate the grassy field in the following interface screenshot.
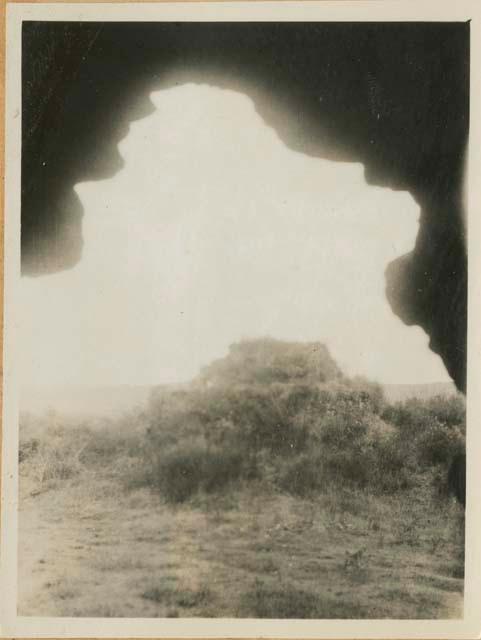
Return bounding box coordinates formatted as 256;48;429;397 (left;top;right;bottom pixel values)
18;339;466;618
18;420;464;619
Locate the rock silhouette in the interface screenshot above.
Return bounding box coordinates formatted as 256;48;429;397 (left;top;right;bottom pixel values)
21;22;468;391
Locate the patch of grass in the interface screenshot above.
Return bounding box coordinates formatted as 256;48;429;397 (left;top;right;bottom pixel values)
382;587;445;619
18;380;466;620
141;585;211;609
96;553;147;572
438;562;465;580
238;579;365;619
70;603;130;617
259;557;279;573
418;574;464;593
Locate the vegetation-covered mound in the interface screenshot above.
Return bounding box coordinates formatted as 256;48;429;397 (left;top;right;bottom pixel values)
17;338;466;619
197;338;343;387
140;339;465;503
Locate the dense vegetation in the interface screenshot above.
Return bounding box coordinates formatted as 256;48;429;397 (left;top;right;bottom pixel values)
138;338;465;503
19;338;466;506
18;338;466;619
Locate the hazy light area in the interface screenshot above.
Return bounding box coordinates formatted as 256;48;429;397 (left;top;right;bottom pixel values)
20;84;451;388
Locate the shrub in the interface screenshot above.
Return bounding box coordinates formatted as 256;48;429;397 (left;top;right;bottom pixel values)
425;395;466;428
147;385;310;459
141;341;466;501
380;394;466;488
381;399;430;435
19;424;89;490
382;395;465;439
324;449;371;487
19;437;40;463
417;420;465;467
343;376;385;414
201;449;244;493
368;433;414;492
79;429;144;467
237;390;309;456
276;454;325;496
320;412;369;448
152;446;244;503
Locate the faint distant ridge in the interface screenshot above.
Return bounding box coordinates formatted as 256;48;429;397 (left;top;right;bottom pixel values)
382;382;458;403
197;337;343;387
20;384;153;418
21;340;459;418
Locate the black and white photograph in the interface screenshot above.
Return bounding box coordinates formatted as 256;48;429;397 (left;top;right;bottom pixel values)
1;1;481;637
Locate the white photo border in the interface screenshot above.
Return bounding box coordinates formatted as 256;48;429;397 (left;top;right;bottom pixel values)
2;2;481;638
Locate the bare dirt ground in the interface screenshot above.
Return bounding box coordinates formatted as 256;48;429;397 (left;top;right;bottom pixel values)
18;470;464;619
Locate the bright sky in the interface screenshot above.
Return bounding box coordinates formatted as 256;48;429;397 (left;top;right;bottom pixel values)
20;84;451;387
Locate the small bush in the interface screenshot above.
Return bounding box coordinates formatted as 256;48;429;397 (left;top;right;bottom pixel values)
201;449;244;493
79;429;145;468
19;424;91;489
425;395;466;428
19;437;40;463
152;446;244;503
417;421;464;466
323;448;372;488
369;435;414;492
382;399;430;433
320;412;369;448
276;454;324;497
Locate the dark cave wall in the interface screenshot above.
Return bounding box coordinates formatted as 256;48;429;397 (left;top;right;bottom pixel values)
21;22;469;391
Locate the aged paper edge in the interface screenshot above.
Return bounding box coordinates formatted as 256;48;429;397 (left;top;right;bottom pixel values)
1;1;481;639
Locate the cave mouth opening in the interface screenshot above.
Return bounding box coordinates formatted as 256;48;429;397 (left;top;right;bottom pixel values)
20;81;451;389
